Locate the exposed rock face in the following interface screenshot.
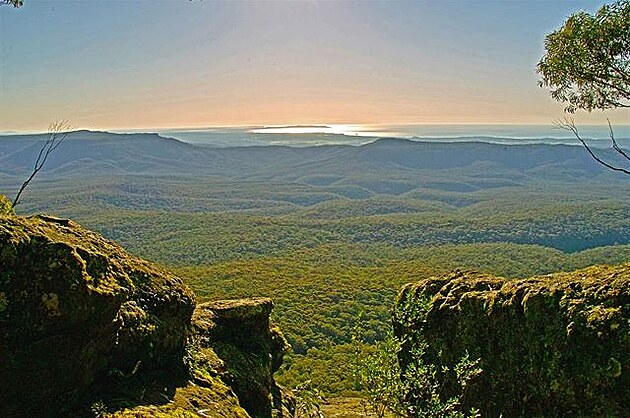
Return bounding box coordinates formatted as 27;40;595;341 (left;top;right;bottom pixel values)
393;267;630;417
0;214;292;417
0;214;195;415
192;298;294;417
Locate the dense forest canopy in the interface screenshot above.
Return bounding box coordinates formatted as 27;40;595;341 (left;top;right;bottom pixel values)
4;137;629;396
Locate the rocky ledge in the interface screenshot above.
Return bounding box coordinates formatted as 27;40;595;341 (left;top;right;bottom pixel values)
393;267;629;417
0;212;292;417
191;298;293;417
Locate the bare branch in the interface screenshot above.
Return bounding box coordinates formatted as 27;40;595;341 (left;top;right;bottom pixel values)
12;120;71;208
554;118;630;176
607;118;630;162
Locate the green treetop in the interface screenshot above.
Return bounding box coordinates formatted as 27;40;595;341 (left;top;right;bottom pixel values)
538;0;630;113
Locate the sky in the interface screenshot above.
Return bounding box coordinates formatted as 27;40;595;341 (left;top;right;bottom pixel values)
1;0;628;133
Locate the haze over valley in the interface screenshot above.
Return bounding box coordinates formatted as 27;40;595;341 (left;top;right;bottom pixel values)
1;0;629;416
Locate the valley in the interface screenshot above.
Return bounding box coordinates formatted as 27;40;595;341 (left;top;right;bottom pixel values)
1;130;629;404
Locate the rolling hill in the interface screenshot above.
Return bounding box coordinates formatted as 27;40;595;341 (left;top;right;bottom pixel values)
1;130;626;184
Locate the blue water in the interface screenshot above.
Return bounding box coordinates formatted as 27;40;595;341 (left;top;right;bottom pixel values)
141;124;630;148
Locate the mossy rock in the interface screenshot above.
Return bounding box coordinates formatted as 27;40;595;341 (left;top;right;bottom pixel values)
99;372;249;418
1;215;297;417
394;266;630;417
192;298;295;417
0;194;14;216
0;214;195;416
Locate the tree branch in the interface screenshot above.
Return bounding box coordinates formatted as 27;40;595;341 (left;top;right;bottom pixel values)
554;118;630;176
12;120;71;208
590;75;630;99
607;118;630;162
0;0;23;7
608;62;630;85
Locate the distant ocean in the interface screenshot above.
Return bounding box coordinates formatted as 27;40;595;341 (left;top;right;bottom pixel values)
147;124;630;148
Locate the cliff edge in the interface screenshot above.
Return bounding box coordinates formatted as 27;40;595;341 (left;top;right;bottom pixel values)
0;211;292;417
393;268;629;417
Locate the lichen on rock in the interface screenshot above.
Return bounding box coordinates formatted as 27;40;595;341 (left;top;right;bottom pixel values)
0;194;14;216
0;214;196;416
1;214;295;417
393;267;630;417
191;298;295;417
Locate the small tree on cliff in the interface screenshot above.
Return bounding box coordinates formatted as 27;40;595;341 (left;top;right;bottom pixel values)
537;0;630;175
12;121;71;209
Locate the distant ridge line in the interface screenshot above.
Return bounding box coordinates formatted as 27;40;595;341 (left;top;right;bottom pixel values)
3;129;629;151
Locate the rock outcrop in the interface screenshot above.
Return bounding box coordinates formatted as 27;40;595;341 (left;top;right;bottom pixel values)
191;298;294;417
0;212;292;417
393;267;629;417
0;214;195;415
109;298;294;418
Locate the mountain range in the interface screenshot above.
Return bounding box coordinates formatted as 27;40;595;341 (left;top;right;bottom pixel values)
1;130;627;194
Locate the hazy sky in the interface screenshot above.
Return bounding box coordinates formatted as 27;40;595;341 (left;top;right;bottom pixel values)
1;0;628;132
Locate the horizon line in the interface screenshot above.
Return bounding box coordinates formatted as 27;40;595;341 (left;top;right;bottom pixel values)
4;122;630;136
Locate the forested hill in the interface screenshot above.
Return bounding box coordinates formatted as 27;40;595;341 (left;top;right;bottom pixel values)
1;130;627;186
2;131;630;395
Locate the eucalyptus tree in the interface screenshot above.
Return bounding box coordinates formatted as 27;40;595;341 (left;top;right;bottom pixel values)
538;0;630;175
